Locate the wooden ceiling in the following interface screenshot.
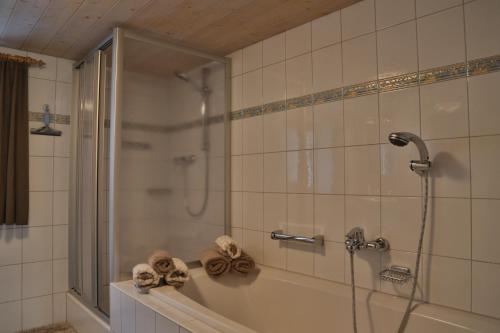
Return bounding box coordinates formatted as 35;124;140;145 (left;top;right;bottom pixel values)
0;0;359;61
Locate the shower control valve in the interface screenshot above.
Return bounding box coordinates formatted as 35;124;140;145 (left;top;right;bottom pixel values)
345;227;389;253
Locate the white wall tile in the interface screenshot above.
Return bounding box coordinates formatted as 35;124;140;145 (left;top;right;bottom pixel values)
465;0;500;60
472;199;500;263
0;301;21;333
341;0;376;40
424;198;471;259
345;145;381;195
314;194;344;242
228;50;243;77
263;111;286;153
53;191;69;225
468;72;500;136
52;292;66;323
420;79;469;140
53;225;68;259
29;123;54;156
55;82;72;116
22;295;53;330
416;0;462;17
287;194;314;235
379;87;420;142
28;191;53;227
470;135;500;198
56;58;74;83
344;94;379;145
242;154;263;192
231;75;242;111
22;261;52;298
242;192;263;231
261;194;286;237
135;302;155;333
314;148;344;194
53;158;70;191
346;195;381;240
242;69;263;108
231;156;242;191
417;6;466;70
242;42;263;73
312;11;341;50
263;33;285;66
231;119;242;155
314;241;344;282
231;192;242;228
377;20;418;79
155;313;179;333
263;152;286;192
312;44;342;92
54;124;70;157
263;62;286;103
381;196;421;252
381;143;422;196
263;235;286;269
242;115;263;154
286;54;312;98
287;106;313;150
427;138;470;198
345;251;381;290
381;250;423;299
0;228;22;266
423;255;471;311
29;157;53;192
242;229;263;264
376;0;415;30
472;261;500;319
0;265;22;303
285;23;311;58
22;226;52;263
28;78;55;113
287;150;314;193
28;53;56;80
313;101;344;148
342;33;377;85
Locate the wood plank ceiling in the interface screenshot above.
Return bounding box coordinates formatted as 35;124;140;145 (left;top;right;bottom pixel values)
0;0;359;61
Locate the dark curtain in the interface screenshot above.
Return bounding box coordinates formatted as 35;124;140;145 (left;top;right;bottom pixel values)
0;60;29;225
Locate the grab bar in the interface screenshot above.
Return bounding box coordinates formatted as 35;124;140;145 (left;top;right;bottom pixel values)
271;230;324;246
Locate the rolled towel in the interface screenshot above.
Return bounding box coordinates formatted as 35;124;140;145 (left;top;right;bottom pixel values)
200;248;231;277
231;251;255;275
215;235;241;259
165;258;190;288
133;263;160;293
148;250;174;275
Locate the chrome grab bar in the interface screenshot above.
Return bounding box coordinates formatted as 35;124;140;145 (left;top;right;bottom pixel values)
271;230;324;246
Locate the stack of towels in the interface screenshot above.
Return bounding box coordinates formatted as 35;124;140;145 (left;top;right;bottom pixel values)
200;235;255;277
132;250;190;293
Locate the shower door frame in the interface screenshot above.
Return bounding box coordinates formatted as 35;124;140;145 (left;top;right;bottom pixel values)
107;27;232;284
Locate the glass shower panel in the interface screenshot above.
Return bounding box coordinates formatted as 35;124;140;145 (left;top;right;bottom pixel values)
116;35;228;280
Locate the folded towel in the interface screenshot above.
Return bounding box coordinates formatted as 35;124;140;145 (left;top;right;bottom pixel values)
231;251;255;275
148;250;174;275
165;258;190;288
215;235;241;259
200;248;231;277
133;263;160;293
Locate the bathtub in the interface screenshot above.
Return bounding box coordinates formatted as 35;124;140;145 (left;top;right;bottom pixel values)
145;265;500;333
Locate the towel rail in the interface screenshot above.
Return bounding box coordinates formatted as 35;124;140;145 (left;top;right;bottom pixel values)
270;230;324;246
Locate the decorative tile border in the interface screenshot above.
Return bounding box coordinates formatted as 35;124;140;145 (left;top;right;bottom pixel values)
29;111;71;125
231;53;500;120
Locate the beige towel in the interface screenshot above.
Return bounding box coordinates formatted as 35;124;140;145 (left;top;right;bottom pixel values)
165;258;190;288
200;248;231;277
133;263;160;293
215;235;241;259
231;251;255;275
148;250;174;275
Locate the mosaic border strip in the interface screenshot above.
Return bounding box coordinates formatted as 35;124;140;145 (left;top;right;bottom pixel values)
231;53;500;120
29;111;71;125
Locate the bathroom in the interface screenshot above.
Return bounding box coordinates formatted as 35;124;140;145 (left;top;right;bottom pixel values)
0;0;499;332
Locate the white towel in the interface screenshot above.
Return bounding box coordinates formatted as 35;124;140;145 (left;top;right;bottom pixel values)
133;263;160;293
165;258;190;288
215;235;241;259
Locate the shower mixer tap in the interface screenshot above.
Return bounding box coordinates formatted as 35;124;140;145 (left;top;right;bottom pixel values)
345;227;389;253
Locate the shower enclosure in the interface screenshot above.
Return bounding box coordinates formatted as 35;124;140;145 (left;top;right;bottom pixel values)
69;28;230;317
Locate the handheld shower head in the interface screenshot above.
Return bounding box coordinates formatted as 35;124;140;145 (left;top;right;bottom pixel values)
388;132;431;174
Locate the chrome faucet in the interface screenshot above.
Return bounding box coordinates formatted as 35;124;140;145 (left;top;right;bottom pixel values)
345;227;389;253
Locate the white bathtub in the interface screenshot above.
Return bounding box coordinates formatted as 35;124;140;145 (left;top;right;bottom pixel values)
146;265;500;333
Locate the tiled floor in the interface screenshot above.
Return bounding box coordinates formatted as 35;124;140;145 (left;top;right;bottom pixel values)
21;323;77;333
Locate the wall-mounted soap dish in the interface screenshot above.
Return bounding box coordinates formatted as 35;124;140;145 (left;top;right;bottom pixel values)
380;266;412;284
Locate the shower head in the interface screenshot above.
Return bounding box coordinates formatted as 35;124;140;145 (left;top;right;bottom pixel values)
174;71;189;82
388;132;431;174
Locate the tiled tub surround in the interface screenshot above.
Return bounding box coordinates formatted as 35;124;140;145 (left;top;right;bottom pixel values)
0;46;73;331
110;266;500;333
229;0;500;320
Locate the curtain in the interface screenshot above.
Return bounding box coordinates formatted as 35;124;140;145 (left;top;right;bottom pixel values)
0;60;29;225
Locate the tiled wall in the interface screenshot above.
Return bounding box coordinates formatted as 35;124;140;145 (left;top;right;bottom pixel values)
0;47;72;331
229;0;500;319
